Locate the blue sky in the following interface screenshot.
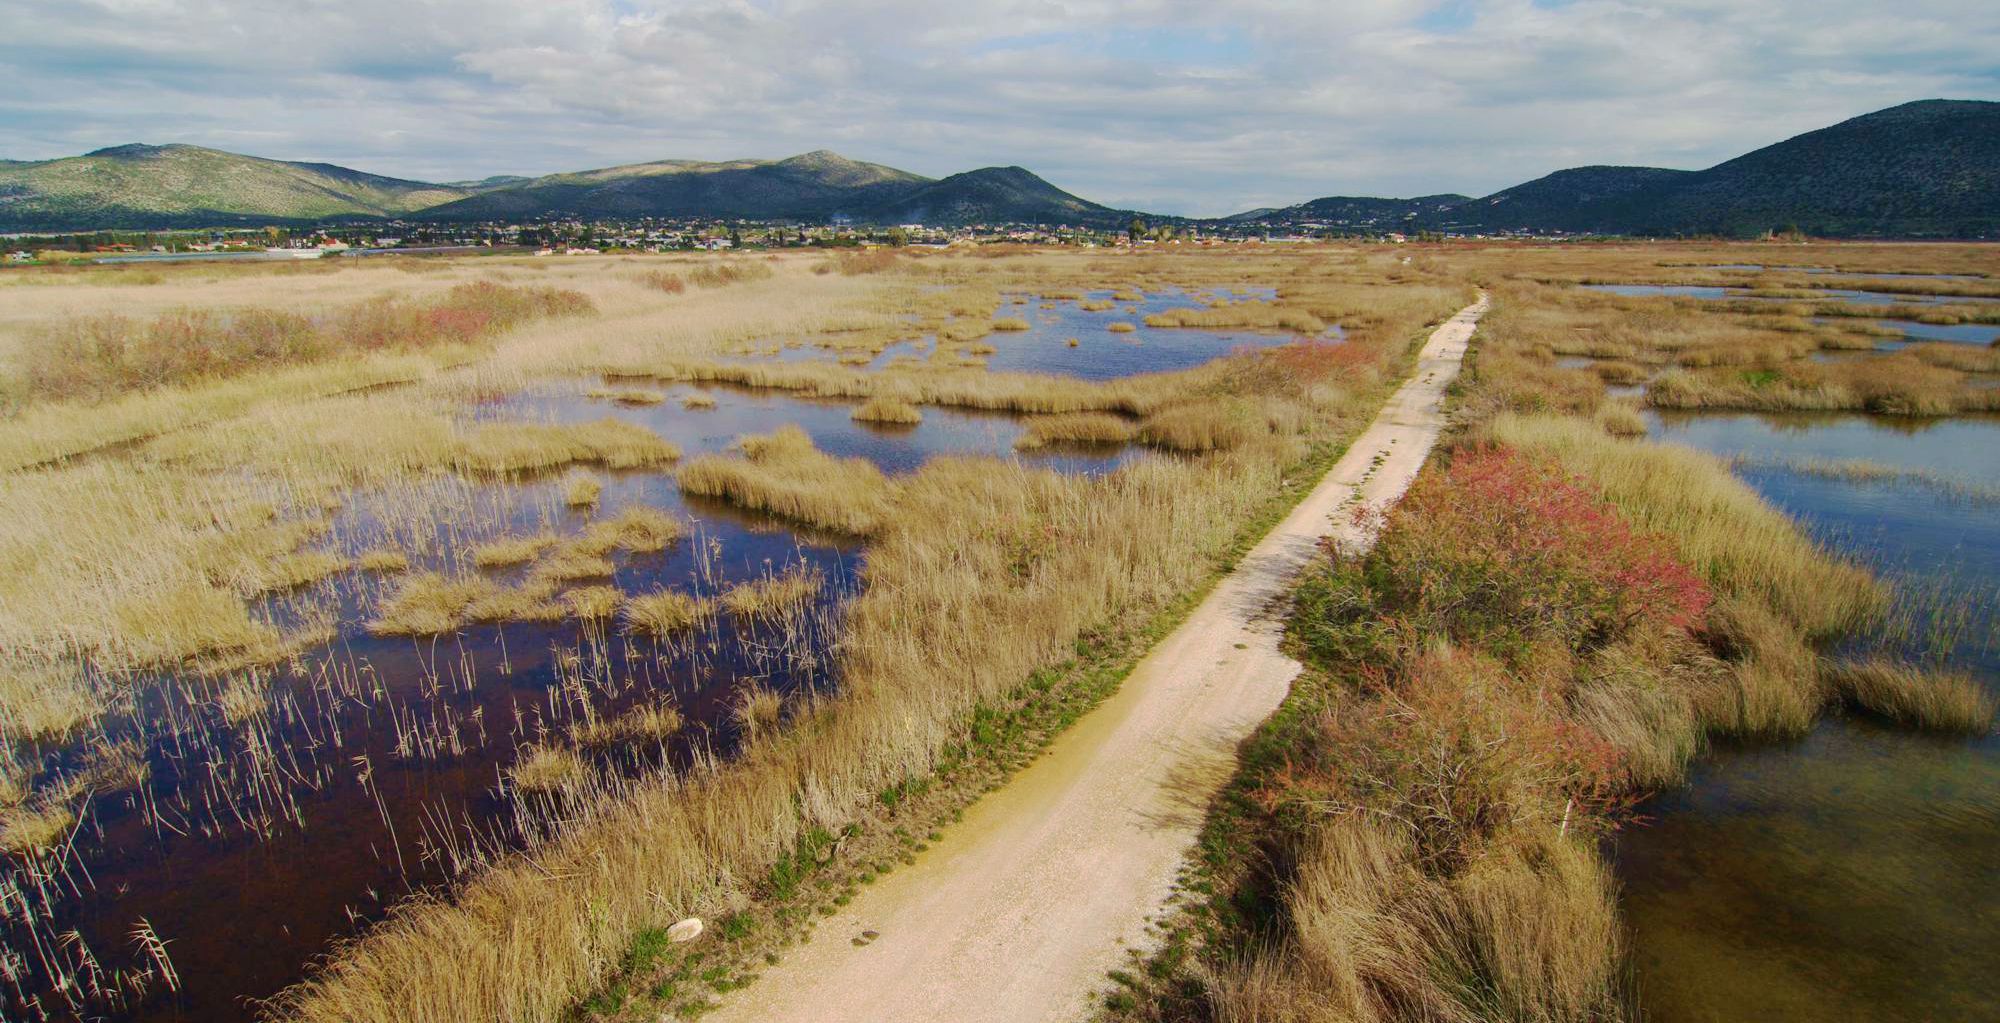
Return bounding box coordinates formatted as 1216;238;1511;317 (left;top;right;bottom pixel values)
2;0;1997;216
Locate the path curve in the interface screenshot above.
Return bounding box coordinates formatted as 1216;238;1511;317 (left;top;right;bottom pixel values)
709;293;1488;1023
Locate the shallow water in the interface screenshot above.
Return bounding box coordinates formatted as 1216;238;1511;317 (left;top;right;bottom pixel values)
778;288;1308;381
0;383;1141;1021
1613;410;2000;1022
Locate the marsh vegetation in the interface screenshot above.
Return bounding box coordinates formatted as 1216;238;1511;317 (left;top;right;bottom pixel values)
1112;241;2000;1023
0;244;1463;1021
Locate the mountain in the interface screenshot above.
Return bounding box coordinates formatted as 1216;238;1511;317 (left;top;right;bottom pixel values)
859;166;1126;226
1611;99;2000;237
1247;194;1469;231
0;144;472;231
1237;99;2000;239
8;100;1994;236
416;150;930;222
1438;167;1690;233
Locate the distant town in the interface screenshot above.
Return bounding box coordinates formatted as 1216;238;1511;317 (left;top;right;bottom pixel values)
2;213;1501;266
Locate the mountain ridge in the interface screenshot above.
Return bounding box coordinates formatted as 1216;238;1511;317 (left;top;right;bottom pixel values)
1242;99;2000;238
4;99;1995;236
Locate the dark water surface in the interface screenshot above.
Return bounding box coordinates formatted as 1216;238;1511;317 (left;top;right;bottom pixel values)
1613;410;2000;1022
0;381;1142;1021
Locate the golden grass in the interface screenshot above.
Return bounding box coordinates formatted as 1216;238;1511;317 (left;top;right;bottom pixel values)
0;801;75;855
563;475;602;508
586;388;666;406
1594;400;1648;437
1013;412;1138;450
733;684;784;741
573;506;685;555
682;392;718;410
357;548;411;573
720;567;825;619
1827;658;1995;734
0;246;1485;1018
1107;321;1138;334
850;396;923;424
562;585;625;621
0;660;102;741
368;572;498;635
571;701;685;748
510;746;591;794
272;278;1457;1021
624;591;717;637
1139;400;1268;452
678;426;892;534
1145;301;1325;333
450;419;680;475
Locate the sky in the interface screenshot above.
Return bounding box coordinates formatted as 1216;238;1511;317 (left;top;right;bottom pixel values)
3;0;1998;217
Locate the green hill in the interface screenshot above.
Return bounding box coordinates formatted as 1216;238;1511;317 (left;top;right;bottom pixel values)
858;166;1126;226
1237;99;2000;239
416;150;930;222
1612;99;2000;237
0;144;471;230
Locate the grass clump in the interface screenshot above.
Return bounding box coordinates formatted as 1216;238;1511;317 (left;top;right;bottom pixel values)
1107;322;1138;334
624;591;717;637
471;533;557;569
720;567;824;620
850;397;923;425
510;746;591;794
24;281;593;403
564;475;603;508
678;426;892;535
733;685;784;741
1138;400;1267;452
1827;658;1995;734
1014;412;1137;450
357;548;411;574
991;317;1031;332
562;586;625;621
0;801;76;855
451;419;679;476
369;572;498;635
572;702;685;748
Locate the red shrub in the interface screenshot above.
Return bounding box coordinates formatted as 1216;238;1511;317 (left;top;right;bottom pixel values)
1369;446;1710;656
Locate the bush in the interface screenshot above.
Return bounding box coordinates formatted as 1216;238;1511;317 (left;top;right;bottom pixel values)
1364;447;1711;661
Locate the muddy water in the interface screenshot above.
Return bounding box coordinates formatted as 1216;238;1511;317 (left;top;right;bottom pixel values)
0;382;1142;1021
1612;410;2000;1022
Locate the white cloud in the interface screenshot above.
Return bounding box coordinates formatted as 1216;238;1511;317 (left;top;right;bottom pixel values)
1;0;1995;215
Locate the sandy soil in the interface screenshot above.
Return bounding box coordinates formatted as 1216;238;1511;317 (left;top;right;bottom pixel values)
707;294;1488;1022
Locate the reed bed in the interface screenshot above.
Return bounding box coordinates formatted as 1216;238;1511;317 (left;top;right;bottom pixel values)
1013;412;1138;450
265;261;1469;1023
849;396;923;424
677;426;894;535
1125;251;2000;1023
1826;659;1995;734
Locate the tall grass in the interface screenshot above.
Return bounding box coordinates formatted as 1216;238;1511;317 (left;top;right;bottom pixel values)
23;282;593;403
269;270;1470;1023
676;426;892;535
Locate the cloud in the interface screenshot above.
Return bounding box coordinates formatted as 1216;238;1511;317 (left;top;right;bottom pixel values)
1;0;1996;215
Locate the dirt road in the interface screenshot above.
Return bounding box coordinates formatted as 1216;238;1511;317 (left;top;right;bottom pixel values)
709;294;1488;1023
